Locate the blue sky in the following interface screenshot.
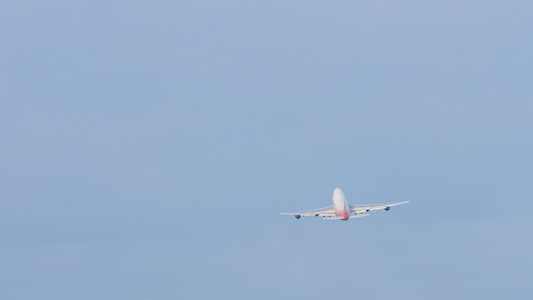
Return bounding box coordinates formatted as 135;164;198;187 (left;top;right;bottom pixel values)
1;1;532;299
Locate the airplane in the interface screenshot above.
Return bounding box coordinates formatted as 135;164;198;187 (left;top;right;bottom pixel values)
280;188;409;221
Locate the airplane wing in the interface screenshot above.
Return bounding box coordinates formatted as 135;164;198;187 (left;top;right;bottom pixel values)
349;200;409;214
280;205;336;218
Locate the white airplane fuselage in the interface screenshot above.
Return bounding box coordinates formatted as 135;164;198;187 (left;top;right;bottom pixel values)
333;188;350;221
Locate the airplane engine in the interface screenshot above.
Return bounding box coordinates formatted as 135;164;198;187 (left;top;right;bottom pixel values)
384;207;390;211
295;215;301;219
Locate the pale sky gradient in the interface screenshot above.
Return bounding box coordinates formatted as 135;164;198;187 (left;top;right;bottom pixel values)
1;1;533;299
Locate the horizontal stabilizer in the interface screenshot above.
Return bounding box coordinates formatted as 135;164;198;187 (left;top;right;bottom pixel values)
351;214;369;218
